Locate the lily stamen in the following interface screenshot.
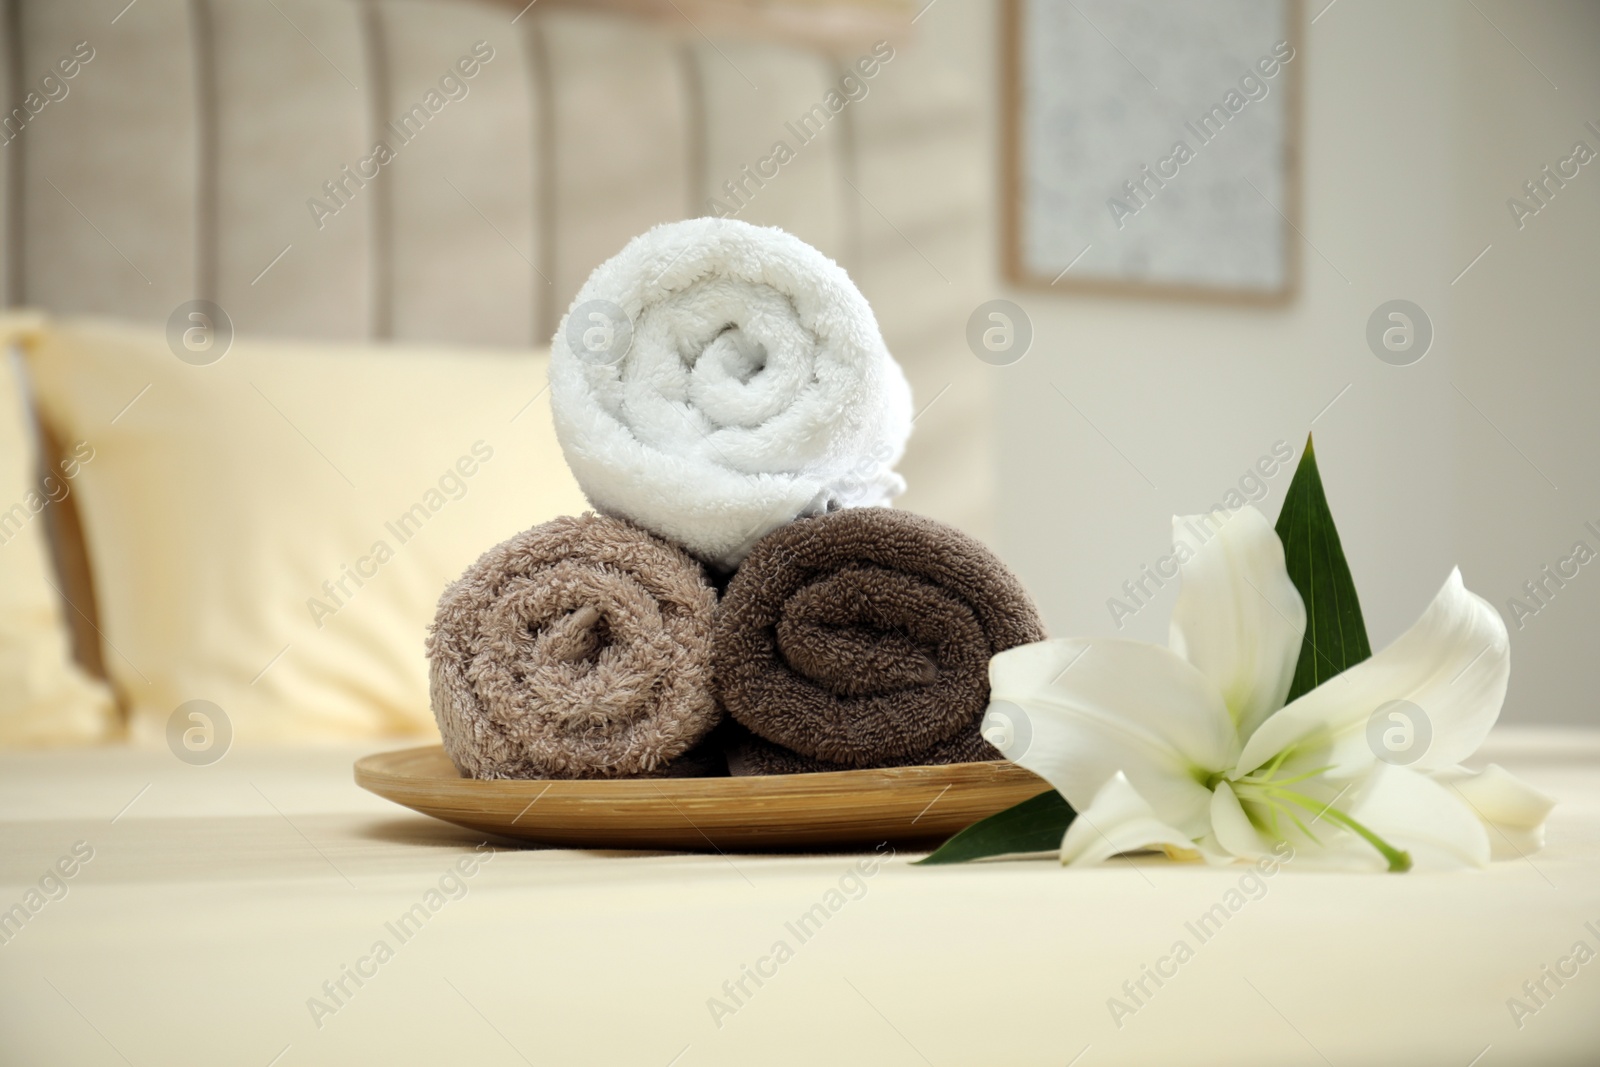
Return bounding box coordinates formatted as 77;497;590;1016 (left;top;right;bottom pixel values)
1234;781;1413;872
1235;763;1336;789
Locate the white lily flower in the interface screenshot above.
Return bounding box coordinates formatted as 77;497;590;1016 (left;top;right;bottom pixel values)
984;506;1554;871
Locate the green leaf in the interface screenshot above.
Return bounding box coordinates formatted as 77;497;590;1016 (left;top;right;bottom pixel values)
1274;433;1372;703
914;789;1074;865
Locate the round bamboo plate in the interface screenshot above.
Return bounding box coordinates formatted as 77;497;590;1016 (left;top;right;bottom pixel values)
355;745;1049;851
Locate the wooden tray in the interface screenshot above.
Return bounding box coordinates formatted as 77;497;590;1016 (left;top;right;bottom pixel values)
354;745;1049;851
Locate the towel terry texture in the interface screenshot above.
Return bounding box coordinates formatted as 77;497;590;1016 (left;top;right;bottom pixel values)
713;508;1046;772
428;513;720;779
548;217;913;571
724;722;1002;776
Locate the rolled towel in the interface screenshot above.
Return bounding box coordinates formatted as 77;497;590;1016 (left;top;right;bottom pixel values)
428;513;719;779
549;217;913;570
723;722;1000;777
713;508;1046;772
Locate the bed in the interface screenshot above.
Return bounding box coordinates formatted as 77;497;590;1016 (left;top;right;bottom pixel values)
2;3;1598;1064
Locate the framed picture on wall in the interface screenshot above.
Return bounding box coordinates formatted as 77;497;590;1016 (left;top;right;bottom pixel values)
1002;0;1303;303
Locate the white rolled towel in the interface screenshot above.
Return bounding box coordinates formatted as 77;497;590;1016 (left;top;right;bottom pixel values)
548;218;913;569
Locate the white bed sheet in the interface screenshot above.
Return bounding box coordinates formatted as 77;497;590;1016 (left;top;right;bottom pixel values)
2;727;1598;1066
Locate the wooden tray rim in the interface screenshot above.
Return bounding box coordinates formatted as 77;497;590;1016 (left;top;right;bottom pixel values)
354;744;1046;800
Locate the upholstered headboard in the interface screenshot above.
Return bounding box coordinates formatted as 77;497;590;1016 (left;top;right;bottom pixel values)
0;0;888;345
2;0;996;579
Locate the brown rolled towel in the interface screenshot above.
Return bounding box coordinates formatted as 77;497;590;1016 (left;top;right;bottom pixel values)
428;513;720;779
723;722;1000;776
713;507;1045;773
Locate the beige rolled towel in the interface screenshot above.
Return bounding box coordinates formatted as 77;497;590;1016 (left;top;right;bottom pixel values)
428;513;720;779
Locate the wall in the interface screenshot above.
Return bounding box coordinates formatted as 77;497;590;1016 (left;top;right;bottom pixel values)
893;0;1598;726
993;0;1461;650
1452;0;1600;727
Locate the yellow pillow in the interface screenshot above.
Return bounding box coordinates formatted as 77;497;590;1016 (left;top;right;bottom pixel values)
18;316;589;744
0;315;117;745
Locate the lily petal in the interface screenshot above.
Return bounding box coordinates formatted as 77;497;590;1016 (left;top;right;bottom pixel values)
1060;772;1199;866
1342;763;1491;869
1434;763;1555;861
1235;568;1508;778
1169;507;1306;739
987;638;1238;836
1209;781;1274;860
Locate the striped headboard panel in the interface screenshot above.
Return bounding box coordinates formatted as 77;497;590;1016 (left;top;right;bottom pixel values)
0;0;995;537
0;0;862;344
